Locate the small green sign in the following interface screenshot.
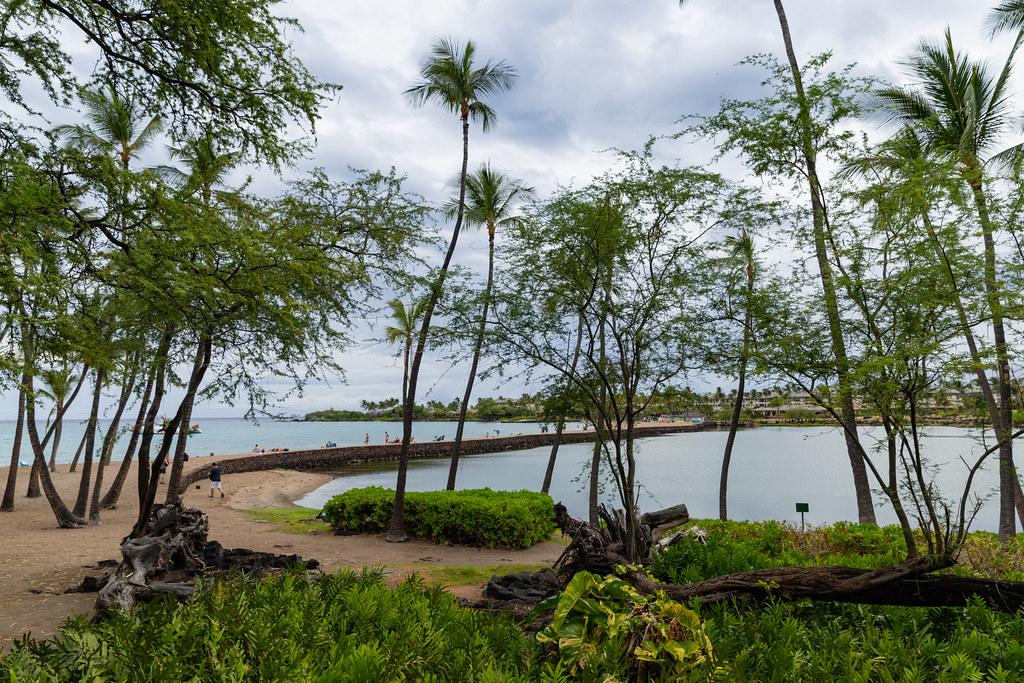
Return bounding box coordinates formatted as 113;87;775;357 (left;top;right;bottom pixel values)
795;502;809;513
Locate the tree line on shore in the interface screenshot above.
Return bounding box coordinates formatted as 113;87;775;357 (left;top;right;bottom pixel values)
1;0;1024;591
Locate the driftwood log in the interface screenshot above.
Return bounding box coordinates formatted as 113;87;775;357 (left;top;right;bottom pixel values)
95;503;318;613
486;503;1024;614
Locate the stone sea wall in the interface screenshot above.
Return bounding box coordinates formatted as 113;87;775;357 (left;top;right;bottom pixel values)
178;423;703;494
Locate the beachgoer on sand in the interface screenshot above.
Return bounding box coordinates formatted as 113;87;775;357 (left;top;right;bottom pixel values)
209;463;224;498
252;444;261;453
384;431;390;444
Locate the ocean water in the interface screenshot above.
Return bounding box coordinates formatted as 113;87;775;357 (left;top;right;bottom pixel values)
0;417;562;464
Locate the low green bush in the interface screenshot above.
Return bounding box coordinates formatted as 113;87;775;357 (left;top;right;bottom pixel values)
320;486;555;549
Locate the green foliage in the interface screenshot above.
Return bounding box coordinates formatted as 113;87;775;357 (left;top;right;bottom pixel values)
0;571;546;682
701;598;1024;681
4;0;339;163
651;519;916;584
321;486;555;549
537;571;716;681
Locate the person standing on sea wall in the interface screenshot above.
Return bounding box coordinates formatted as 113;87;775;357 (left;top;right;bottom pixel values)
364;433;369;445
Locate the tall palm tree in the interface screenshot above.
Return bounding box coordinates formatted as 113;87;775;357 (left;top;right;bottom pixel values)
56;84;163;169
679;0;876;525
386;38;516;542
445;164;533;490
719;230;756;521
385;297;428;409
875;30;1022;541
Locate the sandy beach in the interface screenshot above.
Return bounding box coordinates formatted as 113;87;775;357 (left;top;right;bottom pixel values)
0;456;565;650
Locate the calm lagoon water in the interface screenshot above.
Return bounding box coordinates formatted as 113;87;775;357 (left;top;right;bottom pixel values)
1;418;1007;532
296;425;1008;533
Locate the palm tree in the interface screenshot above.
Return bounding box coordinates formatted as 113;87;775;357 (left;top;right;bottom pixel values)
39;366;78;473
988;3;1024;35
56;84;163;169
719;230;756;521
446;164;533;490
875;30;1022;541
385;297;428;409
386;38;516;543
158;132;240;205
679;0;876;525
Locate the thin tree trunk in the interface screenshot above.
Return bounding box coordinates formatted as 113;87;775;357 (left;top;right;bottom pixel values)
388;112;471;542
720;359;747;521
18;327;86;528
1;381;27;511
72;369;105;519
967;178;1015;541
101;365;155;509
47;397;63;472
88;365;138;522
543;313;585;494
165;335;212;502
67;430;87;475
447;229;496;490
589;312;609;526
720;265;753;521
26;452;41;498
137;328;174;505
772;0;875;525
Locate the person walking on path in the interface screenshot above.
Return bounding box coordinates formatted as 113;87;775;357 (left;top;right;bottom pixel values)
209;463;224;498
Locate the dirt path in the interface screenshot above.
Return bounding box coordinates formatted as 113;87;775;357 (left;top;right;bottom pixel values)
0;458;564;650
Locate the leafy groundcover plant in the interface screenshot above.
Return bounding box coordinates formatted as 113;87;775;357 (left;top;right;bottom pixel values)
321;486;555;549
1;570;548;682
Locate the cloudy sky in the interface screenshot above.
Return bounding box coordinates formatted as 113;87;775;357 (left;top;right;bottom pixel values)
6;0;1020;419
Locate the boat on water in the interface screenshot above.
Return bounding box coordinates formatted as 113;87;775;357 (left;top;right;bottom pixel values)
156;420;202;435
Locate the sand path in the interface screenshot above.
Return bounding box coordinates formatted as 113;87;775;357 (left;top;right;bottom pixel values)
0;456;564;649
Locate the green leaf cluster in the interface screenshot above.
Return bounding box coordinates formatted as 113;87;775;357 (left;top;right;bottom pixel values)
321;486;555;549
536;571;716;681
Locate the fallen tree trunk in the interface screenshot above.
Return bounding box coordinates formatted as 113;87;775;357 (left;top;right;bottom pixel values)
96;502;319;614
629;564;1024;613
484;503;1024;614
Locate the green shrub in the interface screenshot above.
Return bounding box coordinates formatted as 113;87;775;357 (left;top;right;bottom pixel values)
320;486;555;549
1;571;548;682
537;570;716;681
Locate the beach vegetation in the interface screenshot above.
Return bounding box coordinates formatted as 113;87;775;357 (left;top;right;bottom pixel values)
323;486;555;549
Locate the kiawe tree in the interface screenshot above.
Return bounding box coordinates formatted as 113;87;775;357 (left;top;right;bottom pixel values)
387;37;517;542
446;164;533;490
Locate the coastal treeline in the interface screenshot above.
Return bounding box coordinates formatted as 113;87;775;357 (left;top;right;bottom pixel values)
4;0;1024;679
2;0;1024;557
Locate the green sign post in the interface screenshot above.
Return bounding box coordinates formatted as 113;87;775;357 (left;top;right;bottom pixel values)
795;502;809;531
